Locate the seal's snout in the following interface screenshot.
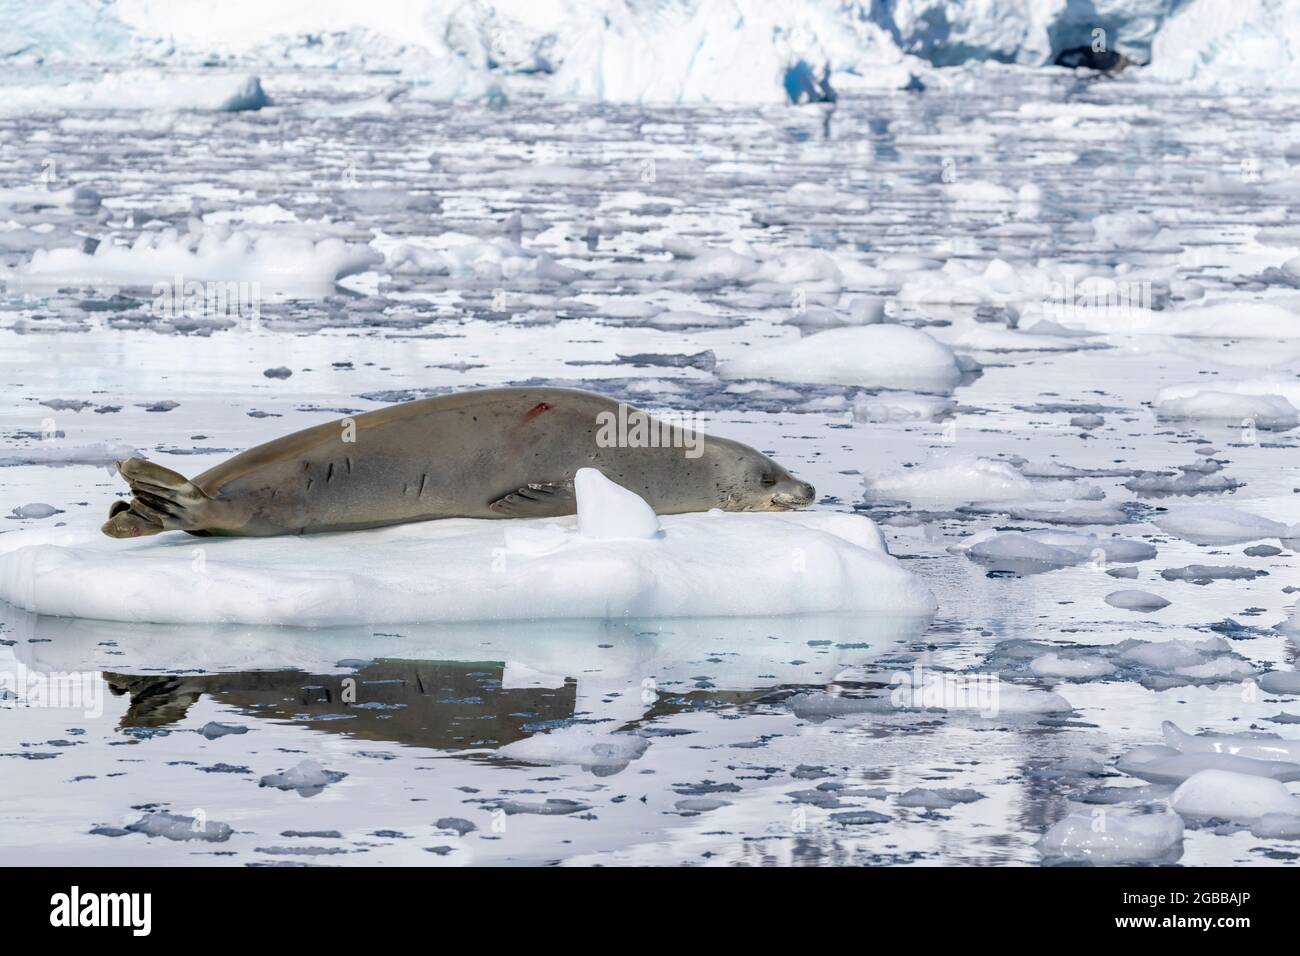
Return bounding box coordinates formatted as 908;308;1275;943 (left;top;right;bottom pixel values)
772;480;815;510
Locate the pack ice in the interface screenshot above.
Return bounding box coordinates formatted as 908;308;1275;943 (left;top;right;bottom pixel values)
0;469;935;626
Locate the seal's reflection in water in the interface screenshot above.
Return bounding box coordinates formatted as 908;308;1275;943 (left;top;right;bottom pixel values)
101;660;773;752
7;604;933;755
102;661;579;749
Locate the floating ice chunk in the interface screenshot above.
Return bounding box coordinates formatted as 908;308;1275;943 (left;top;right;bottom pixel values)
960;498;1131;525
1157;379;1300;423
1171;770;1300;821
0;71;269;114
1251;814;1300;839
0;442;137;468
1105;589;1170;612
1153;505;1299;546
1092;211;1160;247
1045;299;1300;338
896;787;983;809
1260;672;1300;696
1038;810;1183;864
720;325;965;392
574;469;661;540
258;759;346;797
114;812;233;842
789;680;1071;719
1030;653;1115;679
19;224;382;294
1160;564;1265;583
952;529;1154;573
497;728;648;775
1162;721;1300;763
498;799;588;816
864;456;1095;508
0;184;101;211
1119;638;1229;670
1118;746;1300;785
10;503;63;519
1155;391;1298;430
849;393;954;423
0;509;934;625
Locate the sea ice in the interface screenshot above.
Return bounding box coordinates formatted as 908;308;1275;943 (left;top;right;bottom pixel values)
0;496;936;626
1153;505;1300;546
1170;770;1300;821
1038;810;1183;864
1104;590;1171;612
720;325;965;392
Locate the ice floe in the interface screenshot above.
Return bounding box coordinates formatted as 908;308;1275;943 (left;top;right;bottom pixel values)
1171;770;1300;821
1153;505;1300;546
16;223;382;294
951;529;1156;574
719;325;966;392
1038;810;1183;864
0;475;935;625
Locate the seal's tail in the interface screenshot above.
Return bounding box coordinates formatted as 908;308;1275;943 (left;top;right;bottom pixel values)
102;458;210;538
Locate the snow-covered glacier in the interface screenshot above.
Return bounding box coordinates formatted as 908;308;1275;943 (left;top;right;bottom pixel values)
3;0;1299;103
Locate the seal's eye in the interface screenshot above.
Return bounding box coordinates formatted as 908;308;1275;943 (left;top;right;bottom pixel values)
760;474;777;488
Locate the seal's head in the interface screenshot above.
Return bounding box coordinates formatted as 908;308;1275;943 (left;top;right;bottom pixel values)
705;437;815;512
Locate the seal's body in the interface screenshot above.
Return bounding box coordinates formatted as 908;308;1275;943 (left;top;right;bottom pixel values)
103;387;815;538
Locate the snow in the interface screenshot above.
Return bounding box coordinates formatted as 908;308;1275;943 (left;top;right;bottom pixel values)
0;509;936;626
720;325;966;392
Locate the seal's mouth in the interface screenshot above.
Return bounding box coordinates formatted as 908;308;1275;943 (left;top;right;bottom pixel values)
771;481;815;510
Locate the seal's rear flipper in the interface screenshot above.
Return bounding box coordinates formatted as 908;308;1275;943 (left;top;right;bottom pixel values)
488;480;576;517
103;458;212;537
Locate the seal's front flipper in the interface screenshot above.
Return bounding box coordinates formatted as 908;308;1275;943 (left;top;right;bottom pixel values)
488;480;576;517
103;458;212;537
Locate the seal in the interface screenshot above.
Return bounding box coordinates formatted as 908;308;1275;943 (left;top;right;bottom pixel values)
102;387;816;538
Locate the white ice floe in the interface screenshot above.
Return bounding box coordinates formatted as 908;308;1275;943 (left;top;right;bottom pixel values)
1171;770;1300;821
1104;589;1170;612
0;70;269;114
0;475;935;626
951;529;1156;572
1153;505;1300;546
1154;390;1299;430
1038;810;1183;864
1251;814;1300;839
868;455;1102;509
496;728;649;773
1030;653;1115;679
1162;721;1300;763
1117;746;1300;785
719;325;966;393
849;393;954;424
16;223;383;294
1156;379;1300;430
0;442;136;468
1046;300;1300;338
0;184;102;212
